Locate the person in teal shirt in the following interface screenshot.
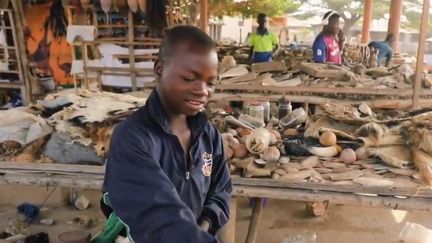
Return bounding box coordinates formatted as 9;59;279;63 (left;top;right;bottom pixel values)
248;13;278;63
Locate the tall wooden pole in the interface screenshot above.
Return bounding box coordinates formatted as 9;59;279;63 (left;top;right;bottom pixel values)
11;0;32;104
387;0;403;52
361;0;373;44
128;9;137;91
200;0;208;33
412;0;429;109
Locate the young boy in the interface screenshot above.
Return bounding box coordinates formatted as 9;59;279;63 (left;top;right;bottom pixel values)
312;11;343;65
100;26;232;242
248;13;278;63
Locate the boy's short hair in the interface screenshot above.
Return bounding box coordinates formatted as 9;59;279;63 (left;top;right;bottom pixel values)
158;25;215;62
257;13;267;21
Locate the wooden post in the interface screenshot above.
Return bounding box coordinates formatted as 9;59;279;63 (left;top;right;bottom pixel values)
218;197;237;243
200;0;208;33
245;198;264;243
82;41;89;89
412;0;429;109
387;0;403;52
11;1;32;104
128;9;137;91
361;0;373;44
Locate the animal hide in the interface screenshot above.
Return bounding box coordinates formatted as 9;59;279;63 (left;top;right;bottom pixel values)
368;146;411;169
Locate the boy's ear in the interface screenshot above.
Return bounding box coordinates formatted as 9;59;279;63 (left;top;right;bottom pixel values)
154;60;163;81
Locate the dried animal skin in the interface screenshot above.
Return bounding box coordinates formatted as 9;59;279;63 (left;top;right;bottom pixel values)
411;148;432;186
368;146;411;169
353;177;394;187
301;156;320;168
219;66;249;79
231;157;254;169
304;116;357;139
322;161;346;169
329;170;363;181
409;128;432;155
308;168;324;183
245;162;272;178
279;170;312;182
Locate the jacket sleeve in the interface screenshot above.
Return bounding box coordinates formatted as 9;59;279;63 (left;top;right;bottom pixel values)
199;126;233;235
104;124;217;243
312;36;326;63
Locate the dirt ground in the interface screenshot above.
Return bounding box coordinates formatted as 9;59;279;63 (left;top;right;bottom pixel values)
0;185;431;243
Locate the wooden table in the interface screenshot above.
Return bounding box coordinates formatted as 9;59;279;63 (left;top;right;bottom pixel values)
1;162;431;243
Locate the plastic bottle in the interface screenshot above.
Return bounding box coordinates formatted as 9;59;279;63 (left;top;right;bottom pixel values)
278;95;292;119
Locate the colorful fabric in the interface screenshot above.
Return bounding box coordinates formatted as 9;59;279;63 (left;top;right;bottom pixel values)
249;32;278;52
312;33;342;64
252;51;272;63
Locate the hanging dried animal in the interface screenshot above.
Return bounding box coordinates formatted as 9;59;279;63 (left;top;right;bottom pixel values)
127;0;138;12
137;0;146;12
44;0;68;38
31;26;52;75
114;0;128;12
101;0;112;13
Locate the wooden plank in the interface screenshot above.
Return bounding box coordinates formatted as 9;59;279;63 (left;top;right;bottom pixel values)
232;185;432;211
8;5;31;104
0;82;24;89
0;162;105;175
251;61;286;73
215;84;416;96
210;93;432;110
245;198;264;243
232;177;432;198
86;66;153;75
299;62;346;79
128;9;137;91
2;173;103;189
217;197;237;243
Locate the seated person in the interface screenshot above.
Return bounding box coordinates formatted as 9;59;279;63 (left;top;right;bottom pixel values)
368;33;396;67
97;25;232;243
312;11;343;65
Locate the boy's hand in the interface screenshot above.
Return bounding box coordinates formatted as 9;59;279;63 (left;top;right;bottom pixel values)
199;219;210;232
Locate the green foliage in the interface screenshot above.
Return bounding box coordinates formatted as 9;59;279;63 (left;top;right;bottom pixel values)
209;0;301;18
297;0;429;32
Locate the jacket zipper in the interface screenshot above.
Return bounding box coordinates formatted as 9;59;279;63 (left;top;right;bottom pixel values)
185;150;192;180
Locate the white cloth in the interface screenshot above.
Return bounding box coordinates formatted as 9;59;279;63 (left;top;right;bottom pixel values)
0;110;53;146
67;25;95;43
98;43;159;56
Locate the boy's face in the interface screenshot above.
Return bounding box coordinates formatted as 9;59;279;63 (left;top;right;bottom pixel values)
156;44;218;116
258;17;268;28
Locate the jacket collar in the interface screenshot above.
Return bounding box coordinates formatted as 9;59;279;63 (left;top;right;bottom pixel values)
143;90;208;136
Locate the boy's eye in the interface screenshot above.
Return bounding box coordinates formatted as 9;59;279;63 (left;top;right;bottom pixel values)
183;76;195;82
208;80;216;87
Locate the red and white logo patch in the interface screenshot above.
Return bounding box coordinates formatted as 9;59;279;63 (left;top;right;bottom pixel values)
201;152;213;177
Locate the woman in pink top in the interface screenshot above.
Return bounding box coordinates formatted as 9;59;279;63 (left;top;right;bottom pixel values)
312;11;344;65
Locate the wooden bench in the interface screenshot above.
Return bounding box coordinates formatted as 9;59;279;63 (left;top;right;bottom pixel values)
0;162;431;243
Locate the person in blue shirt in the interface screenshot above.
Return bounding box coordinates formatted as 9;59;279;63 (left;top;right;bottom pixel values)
368;33;396;67
98;26;232;243
248;13;278;63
